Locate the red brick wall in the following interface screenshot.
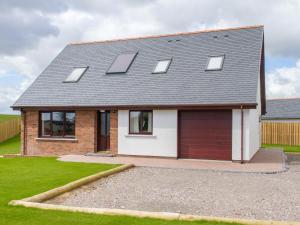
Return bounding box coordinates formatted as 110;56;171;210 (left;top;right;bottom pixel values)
110;110;118;154
22;110;97;156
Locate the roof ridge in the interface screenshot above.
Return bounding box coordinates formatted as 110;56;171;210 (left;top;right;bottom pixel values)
69;24;264;45
267;97;300;101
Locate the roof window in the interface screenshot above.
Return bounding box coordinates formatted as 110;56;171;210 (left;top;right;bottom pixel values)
153;59;171;74
106;52;137;74
206;55;224;71
64;67;88;82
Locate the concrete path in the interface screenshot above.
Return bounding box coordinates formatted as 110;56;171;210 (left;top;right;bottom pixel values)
59;149;286;173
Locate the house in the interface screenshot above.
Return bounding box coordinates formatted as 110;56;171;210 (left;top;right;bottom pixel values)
262;98;300;122
12;25;266;162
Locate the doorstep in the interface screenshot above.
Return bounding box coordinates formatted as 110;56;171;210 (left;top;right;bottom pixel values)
60;149;287;174
85;151;115;157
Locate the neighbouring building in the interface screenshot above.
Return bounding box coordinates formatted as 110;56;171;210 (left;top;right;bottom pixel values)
261;98;300;146
262;98;300;122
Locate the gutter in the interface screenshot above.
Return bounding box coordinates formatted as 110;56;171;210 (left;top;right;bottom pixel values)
11;103;258;111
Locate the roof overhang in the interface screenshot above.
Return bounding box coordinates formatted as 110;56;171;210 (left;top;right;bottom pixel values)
12;103;257;111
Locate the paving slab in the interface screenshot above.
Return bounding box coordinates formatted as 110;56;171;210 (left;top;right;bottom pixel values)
59;149;286;173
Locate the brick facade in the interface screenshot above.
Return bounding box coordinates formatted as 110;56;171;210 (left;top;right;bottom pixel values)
21;110;119;156
22;110;97;156
110;110;118;154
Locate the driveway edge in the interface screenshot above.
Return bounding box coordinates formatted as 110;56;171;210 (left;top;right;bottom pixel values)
9;201;299;225
16;163;134;203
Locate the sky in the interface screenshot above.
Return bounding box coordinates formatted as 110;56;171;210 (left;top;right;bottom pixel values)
1;0;300;114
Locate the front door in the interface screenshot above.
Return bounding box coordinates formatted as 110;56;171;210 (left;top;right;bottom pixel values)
97;111;110;151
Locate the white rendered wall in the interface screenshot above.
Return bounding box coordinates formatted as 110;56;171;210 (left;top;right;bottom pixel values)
118;110;177;157
232;75;261;161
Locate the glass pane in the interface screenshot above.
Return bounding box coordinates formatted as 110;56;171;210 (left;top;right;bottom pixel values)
65;67;87;82
141;111;152;133
147;112;153;133
65;112;75;136
153;60;171;73
107;53;137;73
106;112;110;135
101;112;106;135
41;112;51;136
207;56;224;70
129;111;140;133
52;112;64;136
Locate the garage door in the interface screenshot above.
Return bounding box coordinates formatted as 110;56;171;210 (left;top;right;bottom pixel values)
178;110;232;160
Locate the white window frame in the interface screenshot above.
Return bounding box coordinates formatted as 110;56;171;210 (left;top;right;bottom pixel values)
64;67;88;83
152;59;172;74
206;55;225;71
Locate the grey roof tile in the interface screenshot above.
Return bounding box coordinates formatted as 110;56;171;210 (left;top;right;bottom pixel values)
13;26;264;108
262;99;300;119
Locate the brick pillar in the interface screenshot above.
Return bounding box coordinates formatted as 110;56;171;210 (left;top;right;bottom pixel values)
20;111;26;155
110;110;118;154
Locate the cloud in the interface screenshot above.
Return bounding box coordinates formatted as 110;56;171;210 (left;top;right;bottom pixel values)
0;0;67;13
0;8;59;55
1;0;300;113
267;60;300;98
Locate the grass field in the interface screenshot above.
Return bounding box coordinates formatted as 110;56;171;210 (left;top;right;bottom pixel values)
0;114;20;122
0;157;242;225
262;144;300;153
0;134;20;154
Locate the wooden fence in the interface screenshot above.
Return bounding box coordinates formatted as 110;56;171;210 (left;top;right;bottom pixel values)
0;118;21;143
261;121;300;146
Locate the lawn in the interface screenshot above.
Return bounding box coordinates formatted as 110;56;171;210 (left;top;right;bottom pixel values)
0;134;20;154
262;144;300;153
0;157;242;225
0;114;20;122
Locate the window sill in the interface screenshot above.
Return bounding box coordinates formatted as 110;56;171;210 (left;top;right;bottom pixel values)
35;137;78;142
125;134;157;138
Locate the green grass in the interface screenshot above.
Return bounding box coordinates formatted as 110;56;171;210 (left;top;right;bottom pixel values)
0;134;20;155
0;114;20;122
0;157;242;225
262;144;300;153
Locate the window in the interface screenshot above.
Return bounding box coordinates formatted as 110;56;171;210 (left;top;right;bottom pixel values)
129;110;153;134
39;112;76;138
206;55;224;71
153;59;171;73
106;52;137;74
64;67;88;82
41;112;51;136
65;112;75;136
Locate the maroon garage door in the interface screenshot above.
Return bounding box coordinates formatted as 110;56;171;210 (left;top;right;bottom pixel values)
178;110;232;160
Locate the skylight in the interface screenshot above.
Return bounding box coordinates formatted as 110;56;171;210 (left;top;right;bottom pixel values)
153;59;171;74
64;67;88;82
206;55;224;71
106;52;137;74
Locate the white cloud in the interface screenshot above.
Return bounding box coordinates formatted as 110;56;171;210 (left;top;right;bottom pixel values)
1;0;300;113
267;60;300;98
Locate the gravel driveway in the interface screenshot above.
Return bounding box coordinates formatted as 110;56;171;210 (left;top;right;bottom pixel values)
47;162;300;222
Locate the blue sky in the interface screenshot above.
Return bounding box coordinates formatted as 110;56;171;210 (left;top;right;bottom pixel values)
1;0;300;114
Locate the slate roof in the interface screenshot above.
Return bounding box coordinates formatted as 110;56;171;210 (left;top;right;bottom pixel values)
12;25;264;108
262;98;300;120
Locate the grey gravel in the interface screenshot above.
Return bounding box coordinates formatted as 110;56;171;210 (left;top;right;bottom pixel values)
47;164;300;221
